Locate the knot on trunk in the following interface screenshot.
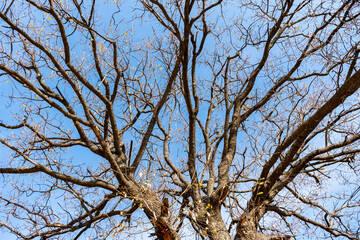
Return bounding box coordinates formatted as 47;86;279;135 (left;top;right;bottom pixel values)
152;198;174;240
154;217;172;240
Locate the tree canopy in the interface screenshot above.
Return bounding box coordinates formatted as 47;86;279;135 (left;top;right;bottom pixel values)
1;0;360;239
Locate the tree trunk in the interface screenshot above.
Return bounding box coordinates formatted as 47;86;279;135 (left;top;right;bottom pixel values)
234;209;291;240
205;205;232;240
154;217;181;240
234;207;271;240
234;218;269;240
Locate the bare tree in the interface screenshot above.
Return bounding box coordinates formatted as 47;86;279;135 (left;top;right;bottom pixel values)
1;0;360;239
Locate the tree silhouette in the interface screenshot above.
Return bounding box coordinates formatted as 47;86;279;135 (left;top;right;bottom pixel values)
1;0;360;239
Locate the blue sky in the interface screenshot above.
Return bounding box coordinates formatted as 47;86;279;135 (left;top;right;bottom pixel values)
1;0;360;239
